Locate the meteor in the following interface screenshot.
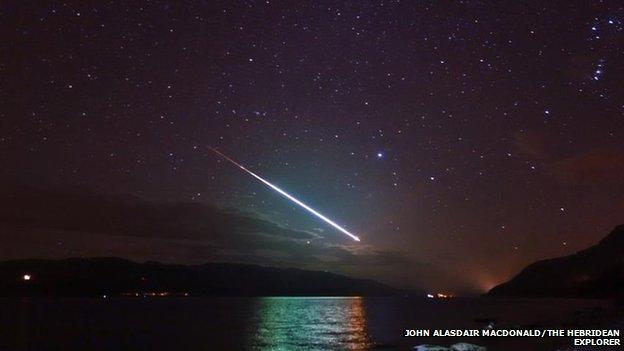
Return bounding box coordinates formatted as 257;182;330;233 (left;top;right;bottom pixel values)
210;148;361;242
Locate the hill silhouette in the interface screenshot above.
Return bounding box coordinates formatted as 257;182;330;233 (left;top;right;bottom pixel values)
488;225;624;298
0;257;401;297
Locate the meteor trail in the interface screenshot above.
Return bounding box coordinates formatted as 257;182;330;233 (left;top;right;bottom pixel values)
210;148;361;242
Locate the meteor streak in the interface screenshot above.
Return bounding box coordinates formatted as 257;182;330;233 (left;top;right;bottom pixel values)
210;148;360;242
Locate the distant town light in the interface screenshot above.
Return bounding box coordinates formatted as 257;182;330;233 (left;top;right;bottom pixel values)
427;293;435;299
436;292;454;299
23;274;31;281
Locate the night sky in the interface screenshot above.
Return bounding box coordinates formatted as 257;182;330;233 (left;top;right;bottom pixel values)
2;1;624;294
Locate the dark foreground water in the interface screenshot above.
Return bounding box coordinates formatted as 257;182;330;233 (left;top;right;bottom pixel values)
0;297;617;351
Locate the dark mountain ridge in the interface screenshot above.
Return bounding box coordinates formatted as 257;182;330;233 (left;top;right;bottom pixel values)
488;225;624;298
0;257;400;297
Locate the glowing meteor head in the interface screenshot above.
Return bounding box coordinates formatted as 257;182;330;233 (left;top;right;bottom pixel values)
353;236;361;242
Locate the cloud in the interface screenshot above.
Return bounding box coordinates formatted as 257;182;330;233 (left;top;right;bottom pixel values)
0;184;409;280
0;184;316;241
549;149;624;185
512;130;550;159
511;130;623;188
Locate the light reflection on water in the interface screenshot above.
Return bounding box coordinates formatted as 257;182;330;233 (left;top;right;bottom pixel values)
1;297;614;351
249;297;372;351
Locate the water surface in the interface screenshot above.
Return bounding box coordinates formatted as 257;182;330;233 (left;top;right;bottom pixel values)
0;296;615;350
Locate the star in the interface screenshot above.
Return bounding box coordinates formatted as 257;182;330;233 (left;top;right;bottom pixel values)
3;0;623;298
